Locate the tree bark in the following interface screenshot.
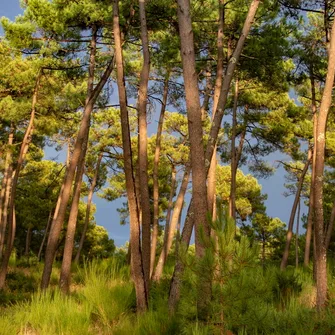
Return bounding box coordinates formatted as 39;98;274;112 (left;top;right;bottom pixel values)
313;17;335;309
229;79;239;220
280;151;311;270
296;200;300;268
38;209;53;261
0;71;41;289
59;26;97;294
0;124;14;259
74;151;103;263
150;75;169;277
24;227;32;256
304;74;317;267
113;0;148;312
138;0;152;291
40;34;114;290
168;200;194;313
153;164;191;281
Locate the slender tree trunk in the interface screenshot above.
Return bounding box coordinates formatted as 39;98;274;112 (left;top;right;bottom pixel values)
150;75;169;277
59;26;97;294
168;200;194;313
229;79;239;220
304;74;317;267
296;200;300;268
207;0;225;222
41;37;114;290
137;0;152;291
38;209;53;261
74;151;103;263
314;17;335;309
325;200;335;251
153;164;191;281
0;124;14;259
0;72;41;289
24;227;32;256
280;152;311;270
113;0;147;312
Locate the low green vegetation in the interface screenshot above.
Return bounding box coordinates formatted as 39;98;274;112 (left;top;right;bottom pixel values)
1;218;335;335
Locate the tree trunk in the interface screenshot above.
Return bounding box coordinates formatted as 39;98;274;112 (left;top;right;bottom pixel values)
296;200;300;268
0;124;14;259
74;151;103;263
325;200;335;251
150;75;169;277
229;78;239;220
138;0;152;291
168;200;194;313
24;227;32;257
177;0;210;316
38;209;53;261
304;74;317;267
41;35;114;290
0;72;41;289
153;164;191;281
113;0;148;312
280;151;311;270
313;17;335;309
59;26;97;294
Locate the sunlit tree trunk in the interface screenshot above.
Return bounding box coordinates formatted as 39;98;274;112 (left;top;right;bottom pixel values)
113;0;147;312
304;74;317;267
281;151;311;270
150;75;169;277
41;33;114;290
0;124;14;259
313;17;335;309
0;72;41;289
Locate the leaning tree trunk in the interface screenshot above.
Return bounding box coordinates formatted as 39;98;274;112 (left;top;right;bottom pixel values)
74;151;103;263
313;16;335;309
150;75;169;277
177;0;211;317
229;78;239;220
153;164;191;281
304;73;317;267
138;0;152;291
113;0;148;312
59;26;97;294
0;124;14;259
38;209;53;261
296;200;300;268
280;151;311;270
0;72;41;289
40;40;114;290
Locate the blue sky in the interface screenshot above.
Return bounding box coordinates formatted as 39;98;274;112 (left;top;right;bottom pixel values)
0;1;306;246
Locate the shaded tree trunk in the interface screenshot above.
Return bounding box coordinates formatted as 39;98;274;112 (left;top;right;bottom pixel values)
150;75;169;277
229;78;239;220
24;227;32;256
153;164;191;281
0;72;41;289
168;200;194;313
74;151;103;263
41;36;114;290
113;0;147;312
313;17;335;309
296;200;300;268
38;209;53;261
280;151;311;270
325;200;335;251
